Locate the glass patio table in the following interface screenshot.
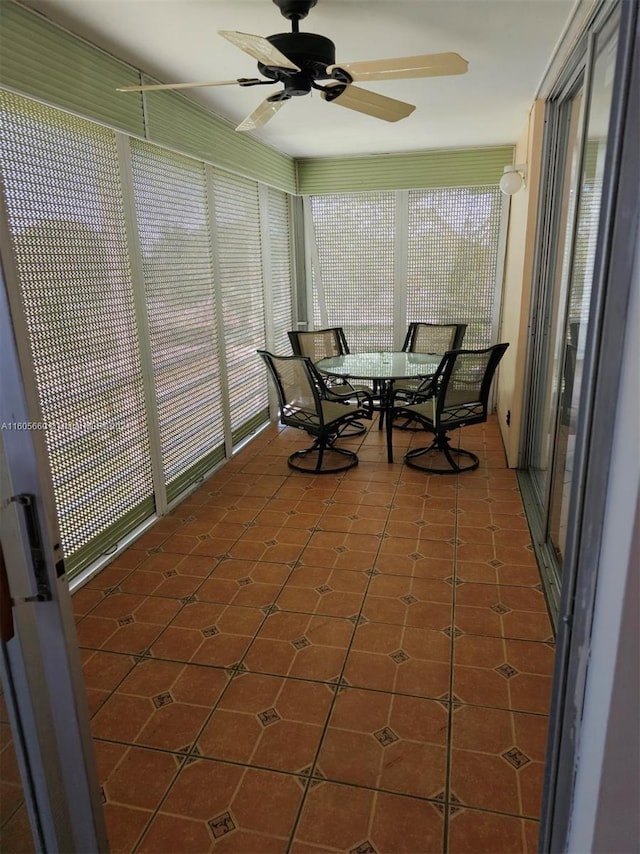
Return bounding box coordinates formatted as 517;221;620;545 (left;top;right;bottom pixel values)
316;351;442;463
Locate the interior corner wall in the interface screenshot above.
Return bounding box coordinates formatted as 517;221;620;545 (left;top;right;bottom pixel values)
497;99;546;467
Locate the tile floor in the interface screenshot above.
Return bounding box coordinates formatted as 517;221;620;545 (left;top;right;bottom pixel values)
0;416;555;853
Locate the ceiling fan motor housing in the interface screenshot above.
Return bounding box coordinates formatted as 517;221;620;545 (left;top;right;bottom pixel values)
259;32;337;95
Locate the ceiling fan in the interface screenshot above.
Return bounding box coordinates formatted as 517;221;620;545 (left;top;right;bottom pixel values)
117;0;468;131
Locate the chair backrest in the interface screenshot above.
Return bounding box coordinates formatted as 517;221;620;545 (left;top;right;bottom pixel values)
432;343;509;429
258;350;325;431
288;327;350;360
402;322;467;354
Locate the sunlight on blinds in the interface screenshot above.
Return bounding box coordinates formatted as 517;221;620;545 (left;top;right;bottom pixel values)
212;171;268;442
0;91;153;575
310;193;395;350
407;188;502;349
267;188;293;355
309;188;502;352
130;141;225;497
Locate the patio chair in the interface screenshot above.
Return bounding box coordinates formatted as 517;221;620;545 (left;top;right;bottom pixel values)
388;343;509;473
258;350;373;473
288;327;373;434
401;322;468;355
393;322;468;428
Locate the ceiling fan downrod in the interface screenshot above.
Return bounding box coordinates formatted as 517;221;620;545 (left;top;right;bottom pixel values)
272;0;318;31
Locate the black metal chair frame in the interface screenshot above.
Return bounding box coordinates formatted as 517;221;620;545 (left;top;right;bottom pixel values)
388;343;509;473
401;321;468;354
393;322;468;431
288;327;373;436
258;350;373;474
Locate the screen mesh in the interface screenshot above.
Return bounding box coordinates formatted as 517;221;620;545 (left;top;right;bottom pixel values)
309;188;502;353
310;193;395;351
0;91;153;573
212;170;268;442
407;188;502;349
267;187;294;355
129;140;225;498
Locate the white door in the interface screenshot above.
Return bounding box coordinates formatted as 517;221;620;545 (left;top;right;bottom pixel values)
0;269;107;852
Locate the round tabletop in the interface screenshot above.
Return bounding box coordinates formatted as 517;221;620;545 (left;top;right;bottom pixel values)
316;351;442;382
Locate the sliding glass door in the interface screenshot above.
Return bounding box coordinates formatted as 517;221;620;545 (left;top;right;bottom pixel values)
522;6;621;615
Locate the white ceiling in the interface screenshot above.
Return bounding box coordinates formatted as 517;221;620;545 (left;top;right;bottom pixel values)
23;0;576;158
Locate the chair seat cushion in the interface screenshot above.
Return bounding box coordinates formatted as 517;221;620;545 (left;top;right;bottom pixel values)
285;401;363;431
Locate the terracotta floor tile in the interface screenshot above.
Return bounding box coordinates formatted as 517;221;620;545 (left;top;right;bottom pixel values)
451;705;546;818
81;649;136;716
498;564;546;586
137;760;303;853
299;530;380;573
293;781;444;853
333;484;396;507
70;415;555;844
243;612;354;681
197;672;333;772
362;575;453;629
72;586;104;618
319;502;389;535
255;508;324;529
448;807;538;853
452;634;554;713
0;803;35;854
454;587;552;640
91;659;228;751
275;583;366;618
492;513;531;531
149;601;264;666
84;564;136;589
505;639;556;676
316;687;447;798
94;740;179;811
344;622;451;698
196;561;286;609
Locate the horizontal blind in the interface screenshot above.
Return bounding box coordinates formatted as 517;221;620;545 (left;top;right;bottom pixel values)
407;187;503;349
0;91;153;577
144;88;296;194
267;188;294;355
0;1;145;137
212;170;268;443
310;193;395;350
129;140;225;501
297;146;514;194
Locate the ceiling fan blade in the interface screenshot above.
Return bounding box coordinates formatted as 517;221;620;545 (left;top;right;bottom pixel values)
323;84;415;122
116;80;244;92
219;30;300;71
235;98;287;132
328;52;468;82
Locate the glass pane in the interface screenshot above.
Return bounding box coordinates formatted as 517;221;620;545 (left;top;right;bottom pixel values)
548;29;618;556
528;89;586;504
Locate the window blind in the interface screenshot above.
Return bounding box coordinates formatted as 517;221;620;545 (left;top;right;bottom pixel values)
266;188;294;355
129;140;225;501
310;193;395;351
0;91;154;577
406;188;503;349
211;171;268;444
309;188;503;352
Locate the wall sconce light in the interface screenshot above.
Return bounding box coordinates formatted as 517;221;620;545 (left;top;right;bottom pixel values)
499;164;527;195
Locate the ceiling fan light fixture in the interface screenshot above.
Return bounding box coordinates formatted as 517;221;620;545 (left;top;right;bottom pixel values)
499;164;527;195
